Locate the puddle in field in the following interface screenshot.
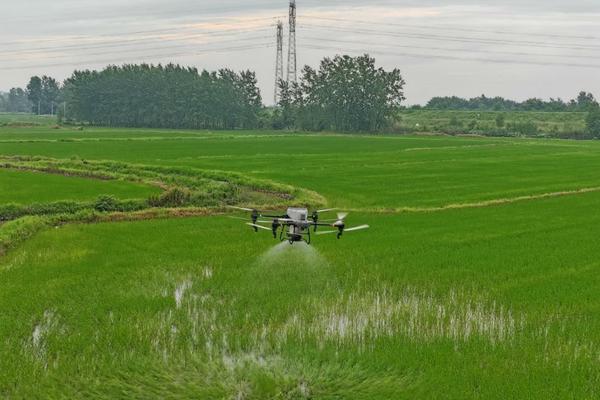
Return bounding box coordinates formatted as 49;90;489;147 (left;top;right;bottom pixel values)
259;241;326;267
174;280;192;309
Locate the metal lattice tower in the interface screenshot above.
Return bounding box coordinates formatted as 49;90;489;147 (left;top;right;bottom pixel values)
274;21;284;104
287;0;297;84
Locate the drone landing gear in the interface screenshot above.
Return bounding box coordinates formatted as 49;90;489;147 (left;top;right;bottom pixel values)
337;224;344;239
279;227;311;245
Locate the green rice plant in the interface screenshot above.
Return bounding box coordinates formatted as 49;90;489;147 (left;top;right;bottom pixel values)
2;125;600;398
0;216;48;256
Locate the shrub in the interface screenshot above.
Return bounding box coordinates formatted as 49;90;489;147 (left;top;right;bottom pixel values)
148;188;191;208
0;204;25;221
586;107;600;138
0;202;89;221
449;115;462;127
495;114;506;128
509;121;538;136
0;216;49;256
94;195;120;212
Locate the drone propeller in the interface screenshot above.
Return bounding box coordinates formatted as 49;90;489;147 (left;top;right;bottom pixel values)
227;206;256;212
329;212;349;228
228;216;250;221
246;223;272;232
337;212;349;221
316;225;369;235
312;210;348;232
317;208;338;213
315;230;338;236
345;224;370;232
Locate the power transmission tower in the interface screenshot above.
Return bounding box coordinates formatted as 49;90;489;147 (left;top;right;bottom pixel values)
287;0;297;84
274;21;284;104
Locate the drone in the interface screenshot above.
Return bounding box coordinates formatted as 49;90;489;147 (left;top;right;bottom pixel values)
229;206;369;245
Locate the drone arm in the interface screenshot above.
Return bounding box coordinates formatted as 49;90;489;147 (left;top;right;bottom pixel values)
261;214;287;219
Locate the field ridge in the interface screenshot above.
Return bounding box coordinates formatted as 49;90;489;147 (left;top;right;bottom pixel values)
349;186;600;214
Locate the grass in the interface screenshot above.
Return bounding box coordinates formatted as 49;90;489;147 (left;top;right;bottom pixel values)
0;112;56;127
0;168;159;205
2;197;600;398
2;126;600;209
1;121;600;398
398;109;587;137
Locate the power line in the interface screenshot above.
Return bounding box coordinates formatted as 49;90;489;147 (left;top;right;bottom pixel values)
1;26;273;57
1;4;287;25
300;43;600;70
0;43;274;71
301;15;600;42
0;35;273;65
0;15;285;48
299;35;600;62
300;23;600;52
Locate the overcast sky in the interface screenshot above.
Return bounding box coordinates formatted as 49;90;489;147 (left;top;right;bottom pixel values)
1;0;599;105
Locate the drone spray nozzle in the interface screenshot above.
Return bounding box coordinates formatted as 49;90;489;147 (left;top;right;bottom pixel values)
272;219;280;238
337;223;345;239
311;210;319;231
250;209;260;232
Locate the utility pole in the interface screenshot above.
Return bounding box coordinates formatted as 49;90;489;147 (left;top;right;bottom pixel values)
274;21;284;104
287;0;297;84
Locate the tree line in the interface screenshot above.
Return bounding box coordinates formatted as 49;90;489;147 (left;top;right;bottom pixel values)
1;65;262;130
422;92;599;112
0;89;31;113
2;55;405;132
63;64;261;129
1;54;598;137
0;76;61;114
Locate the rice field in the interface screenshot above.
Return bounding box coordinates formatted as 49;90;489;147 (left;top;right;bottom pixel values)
0;168;159;205
1;123;600;398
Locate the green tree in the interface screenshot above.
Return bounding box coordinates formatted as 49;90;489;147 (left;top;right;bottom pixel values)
26;76;43;114
575;91;598;111
495;114;506;128
586;106;600;138
277;79;296;129
280;54;405;132
424;92;597;112
7;88;31;112
449;115;462;127
41;76;61;114
63;64;263;129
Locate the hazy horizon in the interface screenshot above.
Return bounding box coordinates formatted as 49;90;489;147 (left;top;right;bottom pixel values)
1;0;599;105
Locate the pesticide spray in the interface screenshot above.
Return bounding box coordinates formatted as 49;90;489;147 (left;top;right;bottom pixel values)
259;241;326;268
